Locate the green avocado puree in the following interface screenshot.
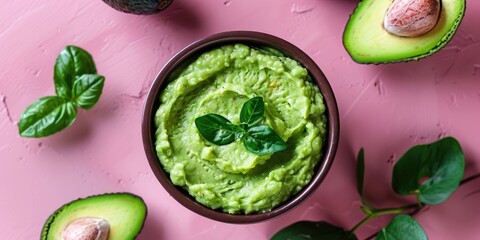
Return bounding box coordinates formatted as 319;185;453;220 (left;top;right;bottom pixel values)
155;44;327;214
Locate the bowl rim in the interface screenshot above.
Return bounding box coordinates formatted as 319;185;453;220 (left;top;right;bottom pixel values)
141;31;340;224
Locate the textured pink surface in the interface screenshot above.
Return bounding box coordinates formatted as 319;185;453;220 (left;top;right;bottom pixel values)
1;0;479;239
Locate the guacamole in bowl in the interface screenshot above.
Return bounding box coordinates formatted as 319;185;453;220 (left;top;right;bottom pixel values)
142;31;339;223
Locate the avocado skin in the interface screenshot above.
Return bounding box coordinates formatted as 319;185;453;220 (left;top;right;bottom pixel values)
102;0;173;15
343;0;466;64
40;193;147;240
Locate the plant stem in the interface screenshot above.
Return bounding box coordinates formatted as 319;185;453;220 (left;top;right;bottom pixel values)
460;173;480;186
364;204;425;240
362;174;480;239
347;204;418;237
373;204;418;215
348;215;376;236
356;173;480;240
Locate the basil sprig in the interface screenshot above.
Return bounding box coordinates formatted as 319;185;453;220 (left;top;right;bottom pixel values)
195;97;287;155
18;46;105;138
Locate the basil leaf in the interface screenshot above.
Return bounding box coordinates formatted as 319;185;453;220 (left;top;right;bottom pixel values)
243;125;287;155
392;137;465;205
54;46;97;99
376;215;427;240
72;74;105;109
271;221;357;240
240;96;264;126
356;148;365;196
195;114;237;145
18;96;77;138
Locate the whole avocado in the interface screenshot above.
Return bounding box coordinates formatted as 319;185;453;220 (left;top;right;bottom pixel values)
102;0;173;15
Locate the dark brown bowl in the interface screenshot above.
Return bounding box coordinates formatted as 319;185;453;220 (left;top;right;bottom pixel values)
142;31;339;224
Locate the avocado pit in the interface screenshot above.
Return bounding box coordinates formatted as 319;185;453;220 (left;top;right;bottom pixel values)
62;217;109;240
384;0;441;37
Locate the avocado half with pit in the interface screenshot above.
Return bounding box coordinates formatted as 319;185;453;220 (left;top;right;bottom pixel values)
102;0;173;15
41;193;147;240
343;0;466;64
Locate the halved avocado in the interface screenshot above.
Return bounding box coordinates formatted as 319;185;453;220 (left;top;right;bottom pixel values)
343;0;466;64
41;193;147;240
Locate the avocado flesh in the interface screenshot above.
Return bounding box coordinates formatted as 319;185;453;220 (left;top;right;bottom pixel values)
41;193;147;240
343;0;466;64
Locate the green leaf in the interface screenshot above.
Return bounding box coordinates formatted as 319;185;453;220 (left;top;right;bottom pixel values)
271;221;357;240
240;96;264;126
356;148;365;196
54;46;97;99
376;215;427;240
243;125;287;155
72;74;105;109
195;114;237;145
392;137;465;205
18;96;77;138
356;148;374;210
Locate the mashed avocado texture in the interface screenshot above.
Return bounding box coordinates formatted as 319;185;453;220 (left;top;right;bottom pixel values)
155;44;327;214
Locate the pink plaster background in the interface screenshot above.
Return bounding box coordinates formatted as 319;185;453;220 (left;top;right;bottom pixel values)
1;0;480;239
